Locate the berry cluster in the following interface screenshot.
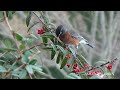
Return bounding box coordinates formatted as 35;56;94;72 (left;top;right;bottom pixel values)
66;58;116;78
65;55;73;59
37;28;46;34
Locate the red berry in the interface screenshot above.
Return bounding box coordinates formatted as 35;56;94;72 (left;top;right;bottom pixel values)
73;69;77;73
78;68;83;72
74;64;78;67
73;66;77;69
37;29;45;34
84;64;89;69
107;64;112;70
65;55;69;59
67;64;70;68
68;55;73;58
87;71;91;75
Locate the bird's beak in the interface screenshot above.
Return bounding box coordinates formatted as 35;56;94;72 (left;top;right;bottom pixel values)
86;43;94;48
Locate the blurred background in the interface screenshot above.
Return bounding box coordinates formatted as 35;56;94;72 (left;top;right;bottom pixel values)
0;11;120;79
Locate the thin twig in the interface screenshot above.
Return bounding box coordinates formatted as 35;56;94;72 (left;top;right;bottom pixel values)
87;58;118;72
24;43;50;52
3;11;12;31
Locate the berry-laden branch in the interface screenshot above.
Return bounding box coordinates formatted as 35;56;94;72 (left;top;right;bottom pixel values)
27;11;118;79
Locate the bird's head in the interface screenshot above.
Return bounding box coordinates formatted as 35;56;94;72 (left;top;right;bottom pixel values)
55;25;67;37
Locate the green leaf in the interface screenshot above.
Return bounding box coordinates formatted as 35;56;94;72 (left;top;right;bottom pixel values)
42;37;48;43
25;65;33;74
56;45;66;55
26;38;34;45
95;60;106;65
51;50;56;60
56;52;61;64
21;54;29;64
51;43;57;51
15;33;23;41
6;11;14;19
19;44;26;50
60;58;68;69
19;69;27;79
26;12;32;27
0;59;6;63
0;48;17;52
45;17;49;24
31;34;38;39
40;33;55;39
79;55;89;64
68;47;76;58
4;39;12;48
29;59;37;65
64;75;76;79
11;71;20;77
31;65;42;72
65;73;81;79
0;66;7;72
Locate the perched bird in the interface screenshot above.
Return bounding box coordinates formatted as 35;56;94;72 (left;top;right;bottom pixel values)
55;25;93;49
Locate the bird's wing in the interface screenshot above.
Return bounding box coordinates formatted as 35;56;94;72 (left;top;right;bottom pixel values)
69;30;84;40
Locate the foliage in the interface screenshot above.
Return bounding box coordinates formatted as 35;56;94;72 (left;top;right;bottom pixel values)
0;11;119;79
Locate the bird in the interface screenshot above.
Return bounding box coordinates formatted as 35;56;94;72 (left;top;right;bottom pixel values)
55;25;93;49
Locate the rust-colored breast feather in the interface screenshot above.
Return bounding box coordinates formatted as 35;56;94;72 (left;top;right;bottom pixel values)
59;32;80;45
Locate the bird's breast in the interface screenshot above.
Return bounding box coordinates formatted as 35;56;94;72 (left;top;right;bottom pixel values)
59;32;80;45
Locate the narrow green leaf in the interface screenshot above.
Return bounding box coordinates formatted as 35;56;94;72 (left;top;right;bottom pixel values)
51;50;56;60
79;55;89;64
60;58;68;69
0;66;7;72
19;44;26;50
4;39;12;48
95;61;106;65
25;65;33;74
66;73;81;79
0;48;17;51
15;33;23;41
45;17;49;24
42;37;48;43
19;69;27;79
31;34;38;39
69;47;76;57
31;65;42;72
26;12;32;27
56;45;66;54
21;54;29;64
40;34;55;39
64;75;76;79
11;71;20;78
51;44;57;51
0;59;6;63
29;59;37;65
6;11;14;19
56;52;61;64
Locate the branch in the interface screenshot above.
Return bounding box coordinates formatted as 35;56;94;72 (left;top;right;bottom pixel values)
3;11;12;31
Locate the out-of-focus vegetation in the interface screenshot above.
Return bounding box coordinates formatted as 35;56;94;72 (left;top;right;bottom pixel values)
0;11;119;79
